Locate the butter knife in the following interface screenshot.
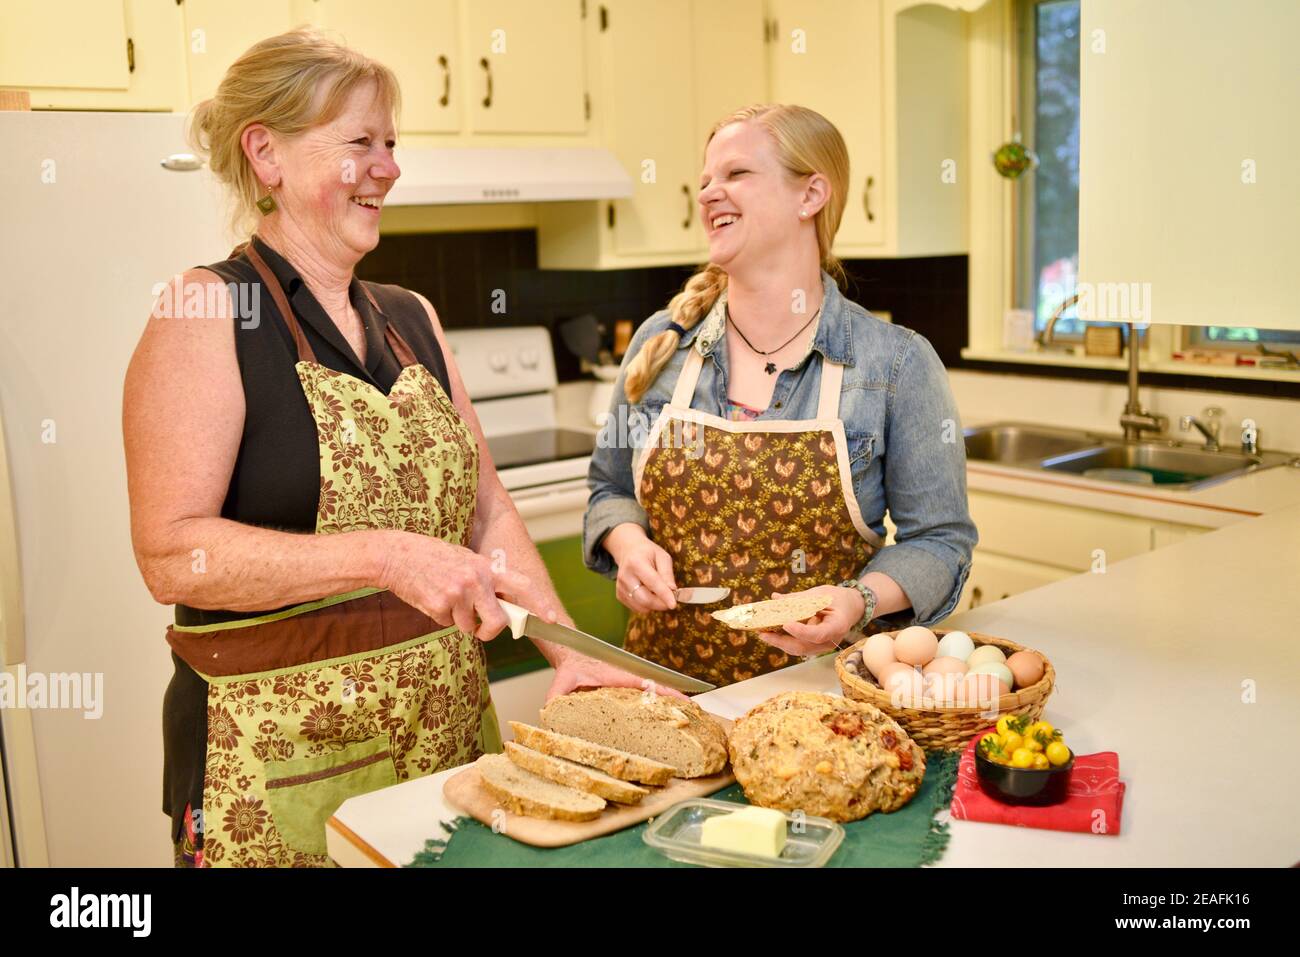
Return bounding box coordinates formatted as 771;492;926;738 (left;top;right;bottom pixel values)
674;586;730;604
498;600;715;693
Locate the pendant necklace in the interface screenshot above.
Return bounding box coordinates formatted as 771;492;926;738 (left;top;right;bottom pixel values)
726;304;822;374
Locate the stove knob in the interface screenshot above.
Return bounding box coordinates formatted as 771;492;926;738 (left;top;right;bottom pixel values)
489;350;508;372
520;348;540;369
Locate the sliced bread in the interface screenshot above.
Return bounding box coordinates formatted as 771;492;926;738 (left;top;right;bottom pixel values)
509;721;676;786
711;593;833;631
539;688;728;779
504;741;650;804
475;753;605;821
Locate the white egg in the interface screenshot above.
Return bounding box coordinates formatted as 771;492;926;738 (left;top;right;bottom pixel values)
966;644;1007;669
936;630;975;662
967;660;1014;689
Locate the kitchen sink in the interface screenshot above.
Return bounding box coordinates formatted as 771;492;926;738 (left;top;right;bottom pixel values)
964;421;1297;490
963;424;1103;465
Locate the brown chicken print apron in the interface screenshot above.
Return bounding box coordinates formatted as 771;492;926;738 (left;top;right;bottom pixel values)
164;239;500;867
628;345;885;686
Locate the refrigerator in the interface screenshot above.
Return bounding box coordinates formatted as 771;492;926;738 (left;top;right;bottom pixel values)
0;111;233;865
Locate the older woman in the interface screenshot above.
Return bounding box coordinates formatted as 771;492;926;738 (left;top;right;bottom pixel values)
586;104;978;687
124;28;658;869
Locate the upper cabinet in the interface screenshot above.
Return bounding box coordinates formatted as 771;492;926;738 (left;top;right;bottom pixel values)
1079;0;1299;331
462;0;587;135
184;0;296;106
314;0;461;134
767;0;967;259
537;0;768;269
1;0;187;111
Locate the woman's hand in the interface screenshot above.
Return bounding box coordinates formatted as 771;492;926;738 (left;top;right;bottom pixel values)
379;531;554;642
604;523;678;613
545;653;687;702
753;585;864;658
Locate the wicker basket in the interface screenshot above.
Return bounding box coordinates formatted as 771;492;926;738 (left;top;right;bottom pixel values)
834;630;1055;751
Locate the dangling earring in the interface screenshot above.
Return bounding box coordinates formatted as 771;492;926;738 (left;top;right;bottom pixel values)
256;185;277;215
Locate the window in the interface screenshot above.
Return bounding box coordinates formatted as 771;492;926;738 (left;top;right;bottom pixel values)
1017;0;1300;354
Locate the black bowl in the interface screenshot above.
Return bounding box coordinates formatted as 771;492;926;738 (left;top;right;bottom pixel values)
975;748;1074;806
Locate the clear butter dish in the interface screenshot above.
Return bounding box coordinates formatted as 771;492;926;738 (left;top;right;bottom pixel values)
642;797;845;868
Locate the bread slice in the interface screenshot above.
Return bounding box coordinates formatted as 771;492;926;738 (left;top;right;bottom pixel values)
474;753;605;821
504;741;650;804
539;688;728;779
509;721;676;786
711;593;833;631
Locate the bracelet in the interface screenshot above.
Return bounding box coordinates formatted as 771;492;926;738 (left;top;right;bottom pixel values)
838;579;878;633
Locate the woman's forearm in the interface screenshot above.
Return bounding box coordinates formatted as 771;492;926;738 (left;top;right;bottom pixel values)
860;571;911;619
135;518;395;612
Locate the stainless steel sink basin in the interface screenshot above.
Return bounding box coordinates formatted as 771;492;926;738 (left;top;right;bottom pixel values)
963;424;1101;465
964;421;1297;490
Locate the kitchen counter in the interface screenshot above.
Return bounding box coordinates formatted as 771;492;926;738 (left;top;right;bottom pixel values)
328;502;1300;868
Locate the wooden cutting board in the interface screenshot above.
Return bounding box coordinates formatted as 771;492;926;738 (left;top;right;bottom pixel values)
443;717;735;848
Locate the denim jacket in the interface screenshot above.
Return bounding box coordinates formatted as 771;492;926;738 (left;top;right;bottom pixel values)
583;272;977;627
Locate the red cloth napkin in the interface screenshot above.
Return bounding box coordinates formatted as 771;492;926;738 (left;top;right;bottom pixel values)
949;729;1126;835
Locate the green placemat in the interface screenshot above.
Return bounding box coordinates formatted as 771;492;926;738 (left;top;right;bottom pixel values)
404;751;958;868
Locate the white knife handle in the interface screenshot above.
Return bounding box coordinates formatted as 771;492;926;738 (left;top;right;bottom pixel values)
498;599;529;640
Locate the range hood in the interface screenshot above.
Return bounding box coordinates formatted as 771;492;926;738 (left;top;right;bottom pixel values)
385;147;632;206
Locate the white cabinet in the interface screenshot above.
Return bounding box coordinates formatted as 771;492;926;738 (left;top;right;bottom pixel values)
1079;0;1300;331
315;0;462;134
954;550;1074;613
2;0;187;112
766;0;967;258
537;0;767;268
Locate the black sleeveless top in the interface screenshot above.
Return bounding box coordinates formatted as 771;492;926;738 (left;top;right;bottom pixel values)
162;235;454;843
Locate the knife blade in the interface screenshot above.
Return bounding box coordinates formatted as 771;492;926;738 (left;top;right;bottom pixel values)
674;586;730;604
498;600;715;693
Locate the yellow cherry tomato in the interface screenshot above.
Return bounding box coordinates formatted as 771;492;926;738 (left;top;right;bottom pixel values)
1046;741;1071;766
1028;721;1055;741
1011;748;1035;769
1002;731;1024;754
996;715;1015;736
1032;753;1050;770
1022;735;1044;753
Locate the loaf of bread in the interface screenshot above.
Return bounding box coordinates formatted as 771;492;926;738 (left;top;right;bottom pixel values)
539;688;728;778
504;741;650;804
711;593;833;631
508;721;676;786
727;691;926;822
474;753;605;821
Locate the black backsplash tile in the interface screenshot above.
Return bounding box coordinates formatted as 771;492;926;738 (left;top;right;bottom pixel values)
357;229;970;380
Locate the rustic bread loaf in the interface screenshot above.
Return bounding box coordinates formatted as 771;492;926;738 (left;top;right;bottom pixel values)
504;741;650;804
539;688;728;778
508;721;676;786
711;593;833;631
727;691;926;822
474;753;605;821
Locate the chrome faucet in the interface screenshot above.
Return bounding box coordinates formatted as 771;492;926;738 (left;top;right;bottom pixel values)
1179;406;1224;451
1119;323;1168;441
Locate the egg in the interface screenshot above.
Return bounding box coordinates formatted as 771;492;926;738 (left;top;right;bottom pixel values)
936;630;975;662
873;660;914;689
922;656;968;677
861;633;897;678
966;644;1007;669
968;660;1015;689
1006;650;1045;689
923;671;963;706
894;625;938;667
884;668;926;707
961;671;1009;708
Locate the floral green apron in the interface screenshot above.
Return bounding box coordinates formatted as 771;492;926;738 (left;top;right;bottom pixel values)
165;240;501;867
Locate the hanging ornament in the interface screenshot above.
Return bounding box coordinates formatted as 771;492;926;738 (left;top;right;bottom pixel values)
992;133;1040;180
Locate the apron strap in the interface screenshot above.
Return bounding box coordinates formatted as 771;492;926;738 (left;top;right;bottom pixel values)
670;347;706;408
240;239;317;364
817;357;844;419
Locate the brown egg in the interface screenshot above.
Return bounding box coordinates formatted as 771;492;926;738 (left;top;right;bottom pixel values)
862;633;897;678
894;625;938;667
874;660;915;689
961;672;1010;708
923;671;964;706
922;656;969;677
884;668;926;707
1006;650;1045;689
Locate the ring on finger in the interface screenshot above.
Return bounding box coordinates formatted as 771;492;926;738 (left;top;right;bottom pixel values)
627;582;644;598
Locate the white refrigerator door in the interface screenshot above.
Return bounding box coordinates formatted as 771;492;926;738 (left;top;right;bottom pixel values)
0;111;232;865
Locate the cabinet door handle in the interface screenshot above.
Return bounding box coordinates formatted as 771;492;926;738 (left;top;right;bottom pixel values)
438;55;450;107
126;37;135;74
681;184;693;229
863;175;875;222
479;57;493;109
970;585;983;607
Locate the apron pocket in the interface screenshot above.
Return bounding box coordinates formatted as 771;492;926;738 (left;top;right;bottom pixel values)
264;735;397;858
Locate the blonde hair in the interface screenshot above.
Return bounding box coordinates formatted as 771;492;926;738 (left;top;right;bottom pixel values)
188;27;401;236
622;104;850;403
